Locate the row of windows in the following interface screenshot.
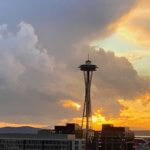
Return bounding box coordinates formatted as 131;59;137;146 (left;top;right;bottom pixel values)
0;140;71;145
0;148;70;150
0;139;85;150
0;145;72;150
0;140;23;144
0;143;71;147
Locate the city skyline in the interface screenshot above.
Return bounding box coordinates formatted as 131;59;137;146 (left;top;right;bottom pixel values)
0;0;150;130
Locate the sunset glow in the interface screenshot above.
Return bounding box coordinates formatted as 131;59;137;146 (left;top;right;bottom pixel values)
0;0;149;132
60;100;81;111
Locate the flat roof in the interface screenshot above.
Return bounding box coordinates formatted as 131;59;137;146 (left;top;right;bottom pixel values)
0;133;75;140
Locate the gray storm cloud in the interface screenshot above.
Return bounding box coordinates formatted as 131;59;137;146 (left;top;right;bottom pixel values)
0;0;148;126
0;0;138;55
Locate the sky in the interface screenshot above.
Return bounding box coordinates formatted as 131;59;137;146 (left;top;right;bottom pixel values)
0;0;150;130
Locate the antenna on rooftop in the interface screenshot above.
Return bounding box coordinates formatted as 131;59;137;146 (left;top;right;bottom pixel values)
88;54;89;60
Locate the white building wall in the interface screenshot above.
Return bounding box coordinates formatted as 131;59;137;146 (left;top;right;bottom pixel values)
72;139;85;150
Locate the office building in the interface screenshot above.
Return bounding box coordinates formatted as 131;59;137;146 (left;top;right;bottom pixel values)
99;124;135;150
0;124;85;150
55;123;84;139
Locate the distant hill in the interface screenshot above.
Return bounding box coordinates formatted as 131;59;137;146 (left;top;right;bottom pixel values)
0;126;41;133
0;127;150;136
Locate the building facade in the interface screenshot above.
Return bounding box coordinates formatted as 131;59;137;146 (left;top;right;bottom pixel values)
99;124;135;150
0;133;85;150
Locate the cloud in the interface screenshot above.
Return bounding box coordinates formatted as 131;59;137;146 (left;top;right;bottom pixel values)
0;22;149;129
117;0;150;47
85;48;150;116
111;93;150;129
0;0;138;55
0;0;149;129
70;109;106;130
60;99;81;111
116;51;150;62
68;94;150;130
0;22;149;127
0;22;58;125
118;93;150;118
0;22;54;88
0;122;46;128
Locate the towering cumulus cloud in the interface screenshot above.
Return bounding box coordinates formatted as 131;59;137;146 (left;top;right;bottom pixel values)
0;22;54;88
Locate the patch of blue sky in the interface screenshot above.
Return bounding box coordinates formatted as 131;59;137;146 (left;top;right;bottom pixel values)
133;56;150;76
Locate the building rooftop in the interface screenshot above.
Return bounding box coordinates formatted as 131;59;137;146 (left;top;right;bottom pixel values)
0;133;75;140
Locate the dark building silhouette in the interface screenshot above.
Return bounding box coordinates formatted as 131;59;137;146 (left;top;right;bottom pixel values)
99;124;135;150
91;131;101;150
55;123;85;138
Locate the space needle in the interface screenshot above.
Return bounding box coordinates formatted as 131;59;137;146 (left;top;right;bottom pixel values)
79;56;98;149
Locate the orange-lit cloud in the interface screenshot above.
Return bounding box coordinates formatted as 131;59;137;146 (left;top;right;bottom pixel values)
70;109;106;130
91;110;106;130
91;0;150;49
60;99;81;111
62;93;150;130
105;93;150;130
90;1;139;49
115;93;150;129
117;0;150;47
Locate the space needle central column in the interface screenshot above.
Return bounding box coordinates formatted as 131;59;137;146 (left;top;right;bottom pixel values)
79;58;98;149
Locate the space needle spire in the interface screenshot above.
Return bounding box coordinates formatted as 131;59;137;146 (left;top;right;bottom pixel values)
79;56;98;149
